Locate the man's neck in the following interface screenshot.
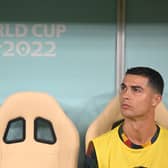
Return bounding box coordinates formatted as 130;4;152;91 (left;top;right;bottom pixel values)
123;119;157;145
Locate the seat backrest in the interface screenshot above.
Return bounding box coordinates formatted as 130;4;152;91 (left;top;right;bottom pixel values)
85;96;168;152
85;96;122;151
0;92;80;168
155;101;168;128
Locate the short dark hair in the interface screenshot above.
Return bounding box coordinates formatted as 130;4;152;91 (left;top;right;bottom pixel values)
125;66;164;95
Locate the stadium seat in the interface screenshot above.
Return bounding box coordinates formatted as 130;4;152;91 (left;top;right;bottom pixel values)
0;92;79;168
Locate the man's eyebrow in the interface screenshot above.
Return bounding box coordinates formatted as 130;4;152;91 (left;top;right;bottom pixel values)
131;85;144;90
120;83;144;89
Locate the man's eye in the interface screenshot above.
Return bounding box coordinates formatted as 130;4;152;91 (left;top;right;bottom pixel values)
132;87;142;92
120;85;126;91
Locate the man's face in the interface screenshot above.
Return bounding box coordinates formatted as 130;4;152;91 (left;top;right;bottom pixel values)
119;74;161;119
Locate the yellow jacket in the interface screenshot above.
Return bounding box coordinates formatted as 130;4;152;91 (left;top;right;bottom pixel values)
93;125;168;168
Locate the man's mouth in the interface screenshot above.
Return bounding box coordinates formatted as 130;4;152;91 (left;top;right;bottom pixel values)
121;103;131;110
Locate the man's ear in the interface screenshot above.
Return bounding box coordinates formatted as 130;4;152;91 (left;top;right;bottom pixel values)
152;94;162;107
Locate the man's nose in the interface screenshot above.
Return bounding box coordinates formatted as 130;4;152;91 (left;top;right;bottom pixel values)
121;88;131;99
